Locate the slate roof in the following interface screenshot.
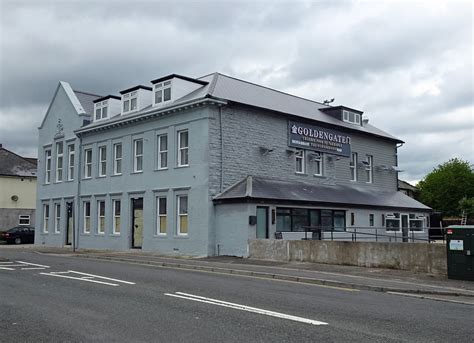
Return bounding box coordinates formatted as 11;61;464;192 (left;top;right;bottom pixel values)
74;90;102;115
398;179;418;191
0;146;37;177
213;176;431;211
75;73;402;143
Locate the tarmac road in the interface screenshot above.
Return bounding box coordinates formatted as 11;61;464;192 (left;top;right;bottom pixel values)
1;249;473;342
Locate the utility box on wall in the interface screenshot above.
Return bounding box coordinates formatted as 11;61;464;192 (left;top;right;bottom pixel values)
446;225;474;281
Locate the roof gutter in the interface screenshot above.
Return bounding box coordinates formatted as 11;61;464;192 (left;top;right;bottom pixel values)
75;97;228;135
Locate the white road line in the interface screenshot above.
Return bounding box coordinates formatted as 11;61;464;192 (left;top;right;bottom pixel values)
17;261;50;268
40;273;119;286
165;292;328;326
0;267;14;270
68;271;136;284
21;267;47;270
0;261;14;264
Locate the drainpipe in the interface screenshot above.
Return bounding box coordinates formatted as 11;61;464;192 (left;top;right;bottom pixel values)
219;106;224;192
74;133;83;252
396;142;404;191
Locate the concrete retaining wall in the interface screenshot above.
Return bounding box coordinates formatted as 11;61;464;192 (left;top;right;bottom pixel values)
249;240;447;275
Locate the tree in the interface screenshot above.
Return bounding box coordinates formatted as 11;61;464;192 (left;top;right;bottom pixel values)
417;158;474;216
459;197;474;217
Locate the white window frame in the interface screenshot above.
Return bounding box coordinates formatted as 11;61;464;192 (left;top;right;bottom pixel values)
43;204;49;233
177;195;188;236
54;203;61;233
313;152;323;176
98;146;107;177
122;91;138;114
18;215;30;226
83;201;91;234
156;196;167;235
113;199;121;235
177;130;189;167
350;152;358;182
154;80;172;106
95;100;108;121
113;143;122;175
157;134;168;170
365;155;373;184
45;149;52;184
97;200;105;234
84;149;92;179
133;139;143;172
67;144;75;181
295;149;304;174
55;142;63;182
342;110;361;125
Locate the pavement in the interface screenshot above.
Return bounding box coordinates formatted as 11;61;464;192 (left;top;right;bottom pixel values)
9;244;473;304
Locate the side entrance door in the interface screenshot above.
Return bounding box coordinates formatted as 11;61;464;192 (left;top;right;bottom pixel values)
131;198;144;249
66;202;73;245
256;207;269;239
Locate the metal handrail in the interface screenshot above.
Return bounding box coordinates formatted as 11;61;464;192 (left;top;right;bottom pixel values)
278;226;439;243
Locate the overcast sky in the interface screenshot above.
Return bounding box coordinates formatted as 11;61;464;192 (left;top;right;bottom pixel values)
0;0;472;184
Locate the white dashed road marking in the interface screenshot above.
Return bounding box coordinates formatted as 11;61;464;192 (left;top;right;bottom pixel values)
165;292;328;326
40;270;135;287
0;261;50;271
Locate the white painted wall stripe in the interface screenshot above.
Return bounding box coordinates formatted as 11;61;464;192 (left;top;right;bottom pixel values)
165;292;328;326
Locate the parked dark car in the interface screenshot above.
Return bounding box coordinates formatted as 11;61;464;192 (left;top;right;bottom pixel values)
0;226;35;244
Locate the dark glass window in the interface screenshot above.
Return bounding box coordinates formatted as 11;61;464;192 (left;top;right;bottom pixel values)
276;208;346;232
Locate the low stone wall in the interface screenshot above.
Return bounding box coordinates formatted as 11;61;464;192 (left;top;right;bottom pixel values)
248;240;447;275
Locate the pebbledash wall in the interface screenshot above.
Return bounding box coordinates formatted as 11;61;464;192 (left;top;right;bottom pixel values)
36;73;430;257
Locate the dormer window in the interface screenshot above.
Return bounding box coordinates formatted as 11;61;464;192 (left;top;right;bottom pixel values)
154;80;172;105
123;91;138;113
95;100;108;121
343;110;361;125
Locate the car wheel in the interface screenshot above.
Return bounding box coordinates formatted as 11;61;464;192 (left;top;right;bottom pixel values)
14;237;22;244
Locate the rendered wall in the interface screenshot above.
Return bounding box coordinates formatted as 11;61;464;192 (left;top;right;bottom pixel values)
249;240;447;275
208;104;399;199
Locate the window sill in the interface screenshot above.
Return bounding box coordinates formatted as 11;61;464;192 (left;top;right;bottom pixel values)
97;175;107;178
174;235;189;239
154;234;168;238
313;175;326;179
111;173;122;177
66;179;74;183
175;165;190;169
155;168;169;172
110;233;121;237
83;177;92;180
131;171;143;174
95;233;106;236
294;172;308;176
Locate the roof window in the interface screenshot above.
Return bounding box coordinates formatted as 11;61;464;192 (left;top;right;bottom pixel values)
95;100;108;121
343;110;361;125
154;80;172;106
123;91;138;114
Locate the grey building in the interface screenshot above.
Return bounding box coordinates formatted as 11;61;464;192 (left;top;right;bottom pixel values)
36;73;430;256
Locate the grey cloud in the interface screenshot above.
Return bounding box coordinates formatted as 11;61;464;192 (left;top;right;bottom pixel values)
0;0;472;183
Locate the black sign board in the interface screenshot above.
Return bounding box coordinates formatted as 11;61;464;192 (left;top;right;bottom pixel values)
288;121;351;157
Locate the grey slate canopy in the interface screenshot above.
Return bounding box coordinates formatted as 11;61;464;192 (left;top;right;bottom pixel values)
0;146;37;177
76;73;402;143
214;176;431;212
